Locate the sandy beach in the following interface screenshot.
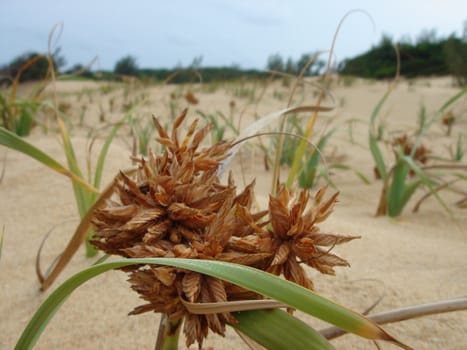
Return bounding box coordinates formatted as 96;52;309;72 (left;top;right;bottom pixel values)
1;76;466;349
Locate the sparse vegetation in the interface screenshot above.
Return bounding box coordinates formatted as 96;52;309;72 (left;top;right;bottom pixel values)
3;19;467;350
370;87;467;217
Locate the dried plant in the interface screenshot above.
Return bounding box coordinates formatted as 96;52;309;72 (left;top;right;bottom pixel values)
441;110;455;136
90;110;358;347
0;54;50;136
370;85;467;217
184;90;199;105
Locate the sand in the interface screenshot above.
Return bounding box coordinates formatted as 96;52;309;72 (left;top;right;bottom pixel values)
1;76;466;349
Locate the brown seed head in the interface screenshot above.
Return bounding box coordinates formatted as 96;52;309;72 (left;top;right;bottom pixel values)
91;111;357;347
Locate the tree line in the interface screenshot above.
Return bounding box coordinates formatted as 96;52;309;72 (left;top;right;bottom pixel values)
339;27;467;84
1;26;466;85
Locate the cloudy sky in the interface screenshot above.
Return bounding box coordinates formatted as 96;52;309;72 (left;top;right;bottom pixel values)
2;0;466;70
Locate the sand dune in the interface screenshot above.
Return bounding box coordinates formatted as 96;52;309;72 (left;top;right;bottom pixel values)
1;76;466;349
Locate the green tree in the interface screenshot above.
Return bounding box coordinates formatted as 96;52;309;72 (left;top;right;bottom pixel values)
296;53;313;76
1;49;65;83
114;55;139;76
444;36;467;86
266;53;284;72
285;57;296;75
296;53;325;76
338;30;466;79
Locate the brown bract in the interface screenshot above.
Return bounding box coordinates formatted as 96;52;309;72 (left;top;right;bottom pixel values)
393;134;430;165
91;110;357;348
266;185;359;289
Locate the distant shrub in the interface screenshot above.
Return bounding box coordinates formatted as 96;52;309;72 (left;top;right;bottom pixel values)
0;50;64;83
114;55;139;76
443;36;467;86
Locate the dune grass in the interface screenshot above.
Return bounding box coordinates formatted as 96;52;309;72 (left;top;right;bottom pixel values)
4;20;467;349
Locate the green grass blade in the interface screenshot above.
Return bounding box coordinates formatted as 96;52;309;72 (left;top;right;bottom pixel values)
15;103;36;137
0;127;97;193
370;89;391;130
16;258;405;350
369;133;387;180
403;156;451;215
438;87;467;113
299;128;336;189
399;179;422;213
299;167;317;189
92;120;126;195
232;309;335;350
330;163;370;184
367;87;394;181
387;160;410;217
56;118;90;218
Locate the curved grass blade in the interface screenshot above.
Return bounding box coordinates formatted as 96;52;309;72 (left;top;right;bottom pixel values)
18;258;411;350
369;133;387;180
298;128;336;189
39;168;137;291
91;119;127;199
0;127;97;194
438;87;467;113
232;309;335;350
387;160;410;217
219;105;333;176
330;163;370;184
56;117;89;218
402;155;451;216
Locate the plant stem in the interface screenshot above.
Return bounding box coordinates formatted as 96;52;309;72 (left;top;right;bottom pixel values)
154;314;182;350
320;297;467;340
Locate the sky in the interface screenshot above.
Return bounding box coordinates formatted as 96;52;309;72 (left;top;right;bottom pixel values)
1;0;466;71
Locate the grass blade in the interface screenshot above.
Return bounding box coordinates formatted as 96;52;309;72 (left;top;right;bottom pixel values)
40;168;137;291
18;258;410;350
220;105;332;177
369;133;387;180
0;127;97;193
369;89;391;132
298;128;336;189
232;309;335;350
330;163;370;184
387;160;410;217
56;117;90;218
40;173;116;290
403;156;451;215
438;87;467;113
92;119;126;197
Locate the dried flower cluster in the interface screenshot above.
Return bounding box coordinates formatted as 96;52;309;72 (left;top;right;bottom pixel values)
375;134;431;179
392;134;430;165
91;110;357;348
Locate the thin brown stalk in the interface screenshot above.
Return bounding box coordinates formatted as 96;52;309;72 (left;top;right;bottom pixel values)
421;164;467;171
154;314;182;350
182;299;286;315
375;166;395;216
162;69;202;85
282;10;375;191
272;52;326;193
35;219;76;283
40;168;137;291
234;329;266;350
412;179;462;213
320;297;467;340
